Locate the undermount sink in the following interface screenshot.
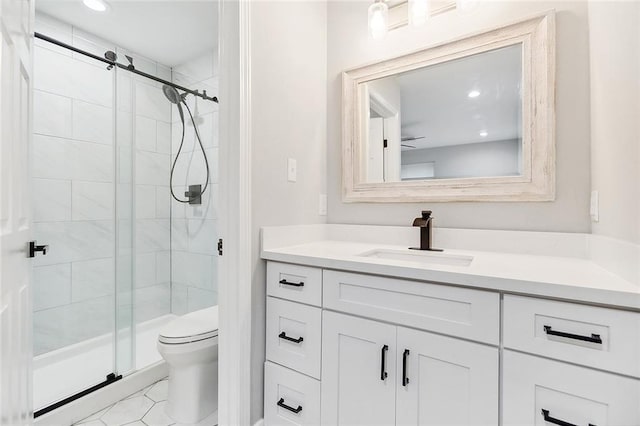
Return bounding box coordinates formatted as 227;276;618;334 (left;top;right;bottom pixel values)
358;249;473;267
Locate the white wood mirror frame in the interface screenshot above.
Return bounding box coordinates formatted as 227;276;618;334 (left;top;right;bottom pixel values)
342;12;556;202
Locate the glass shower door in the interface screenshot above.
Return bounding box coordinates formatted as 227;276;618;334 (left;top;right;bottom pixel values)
31;28;133;411
114;64;136;377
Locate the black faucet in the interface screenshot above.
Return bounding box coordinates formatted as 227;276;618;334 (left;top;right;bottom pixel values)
409;210;443;252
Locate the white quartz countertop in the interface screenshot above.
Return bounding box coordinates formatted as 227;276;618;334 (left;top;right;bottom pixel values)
262;236;640;310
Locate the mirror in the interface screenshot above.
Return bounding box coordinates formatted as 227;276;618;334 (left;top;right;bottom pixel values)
364;44;522;183
342;12;555;202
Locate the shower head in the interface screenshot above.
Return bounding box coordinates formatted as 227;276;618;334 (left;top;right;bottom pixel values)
163;85;184;121
162;85;182;104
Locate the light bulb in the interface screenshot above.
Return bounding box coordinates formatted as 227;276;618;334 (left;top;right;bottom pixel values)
368;1;389;39
408;0;429;28
83;0;109;12
457;0;478;13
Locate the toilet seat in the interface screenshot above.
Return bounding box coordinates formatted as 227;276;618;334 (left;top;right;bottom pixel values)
158;305;219;345
158;330;218;345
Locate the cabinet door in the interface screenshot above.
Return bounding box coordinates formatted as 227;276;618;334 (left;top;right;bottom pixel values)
396;327;499;426
321;311;396;426
503;350;640;426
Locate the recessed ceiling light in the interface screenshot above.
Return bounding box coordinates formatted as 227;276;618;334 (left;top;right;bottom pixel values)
83;0;109;12
479;130;488;137
468;90;480;98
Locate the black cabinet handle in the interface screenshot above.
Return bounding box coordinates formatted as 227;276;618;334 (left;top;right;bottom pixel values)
279;332;303;344
28;241;48;258
279;279;304;287
380;344;389;381
277;398;302;414
543;326;602;344
402;349;410;386
541;409;596;426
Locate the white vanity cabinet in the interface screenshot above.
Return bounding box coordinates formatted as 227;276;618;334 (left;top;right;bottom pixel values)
502;295;640;426
321;311;499;426
395;327;498;426
320;312;397;426
503;351;640;426
263;260;640;426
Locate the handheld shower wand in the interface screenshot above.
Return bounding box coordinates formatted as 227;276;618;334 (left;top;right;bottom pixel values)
163;85;210;204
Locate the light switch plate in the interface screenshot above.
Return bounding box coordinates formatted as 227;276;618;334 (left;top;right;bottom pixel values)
287;158;297;182
590;190;599;222
319;194;327;216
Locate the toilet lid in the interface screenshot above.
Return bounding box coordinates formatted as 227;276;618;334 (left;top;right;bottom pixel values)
159;305;219;344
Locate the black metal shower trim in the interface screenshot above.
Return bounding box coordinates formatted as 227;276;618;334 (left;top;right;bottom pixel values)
34;32;218;104
33;373;122;418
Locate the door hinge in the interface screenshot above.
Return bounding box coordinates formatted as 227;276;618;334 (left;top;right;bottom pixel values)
217;238;223;256
383;139;388;148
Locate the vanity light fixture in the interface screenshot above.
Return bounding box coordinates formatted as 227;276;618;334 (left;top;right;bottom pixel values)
82;0;109;12
479;130;488;137
368;0;389;39
408;0;430;28
468;90;480;98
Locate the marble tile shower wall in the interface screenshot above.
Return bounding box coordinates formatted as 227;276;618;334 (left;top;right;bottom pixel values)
32;13;173;355
170;52;219;314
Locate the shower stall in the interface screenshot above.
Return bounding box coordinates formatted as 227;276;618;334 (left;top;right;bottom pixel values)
31;12;219;415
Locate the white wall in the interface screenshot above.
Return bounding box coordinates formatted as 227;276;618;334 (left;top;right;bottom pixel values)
402;139;521;179
588;1;640;244
170;51;220;314
327;1;592;232
250;1;327;421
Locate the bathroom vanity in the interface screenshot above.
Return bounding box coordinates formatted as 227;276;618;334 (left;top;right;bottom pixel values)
261;225;640;426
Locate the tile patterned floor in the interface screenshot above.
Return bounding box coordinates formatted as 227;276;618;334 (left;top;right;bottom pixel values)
75;379;217;426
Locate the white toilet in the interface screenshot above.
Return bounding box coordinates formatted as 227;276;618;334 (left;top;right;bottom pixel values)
157;306;219;424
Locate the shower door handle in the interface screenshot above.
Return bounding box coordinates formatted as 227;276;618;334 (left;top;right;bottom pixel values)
28;241;48;258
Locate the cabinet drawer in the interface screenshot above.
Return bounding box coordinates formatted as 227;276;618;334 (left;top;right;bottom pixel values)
266;297;322;379
267;262;322;307
503;350;640;426
323;270;500;344
264;361;320;426
503;295;640;377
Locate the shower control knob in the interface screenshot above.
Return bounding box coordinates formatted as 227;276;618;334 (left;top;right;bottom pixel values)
28;241;49;258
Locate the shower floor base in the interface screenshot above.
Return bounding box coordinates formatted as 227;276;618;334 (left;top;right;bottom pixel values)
35;314;176;412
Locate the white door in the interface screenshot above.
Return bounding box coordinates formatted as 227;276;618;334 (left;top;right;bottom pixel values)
367;117;384;183
396;327;499;426
321;311;396;426
0;0;34;424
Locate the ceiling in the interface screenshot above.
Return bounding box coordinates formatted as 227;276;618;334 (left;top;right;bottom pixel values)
376;44;522;151
35;0;218;67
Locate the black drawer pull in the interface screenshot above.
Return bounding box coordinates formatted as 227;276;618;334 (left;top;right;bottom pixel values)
380;344;389;381
402;349;410;386
279;279;304;287
277;398;302;414
279;332;304;344
541;409;596;426
543;326;602;344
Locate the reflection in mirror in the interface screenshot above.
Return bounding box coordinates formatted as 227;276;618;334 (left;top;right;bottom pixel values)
362;44;523;182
